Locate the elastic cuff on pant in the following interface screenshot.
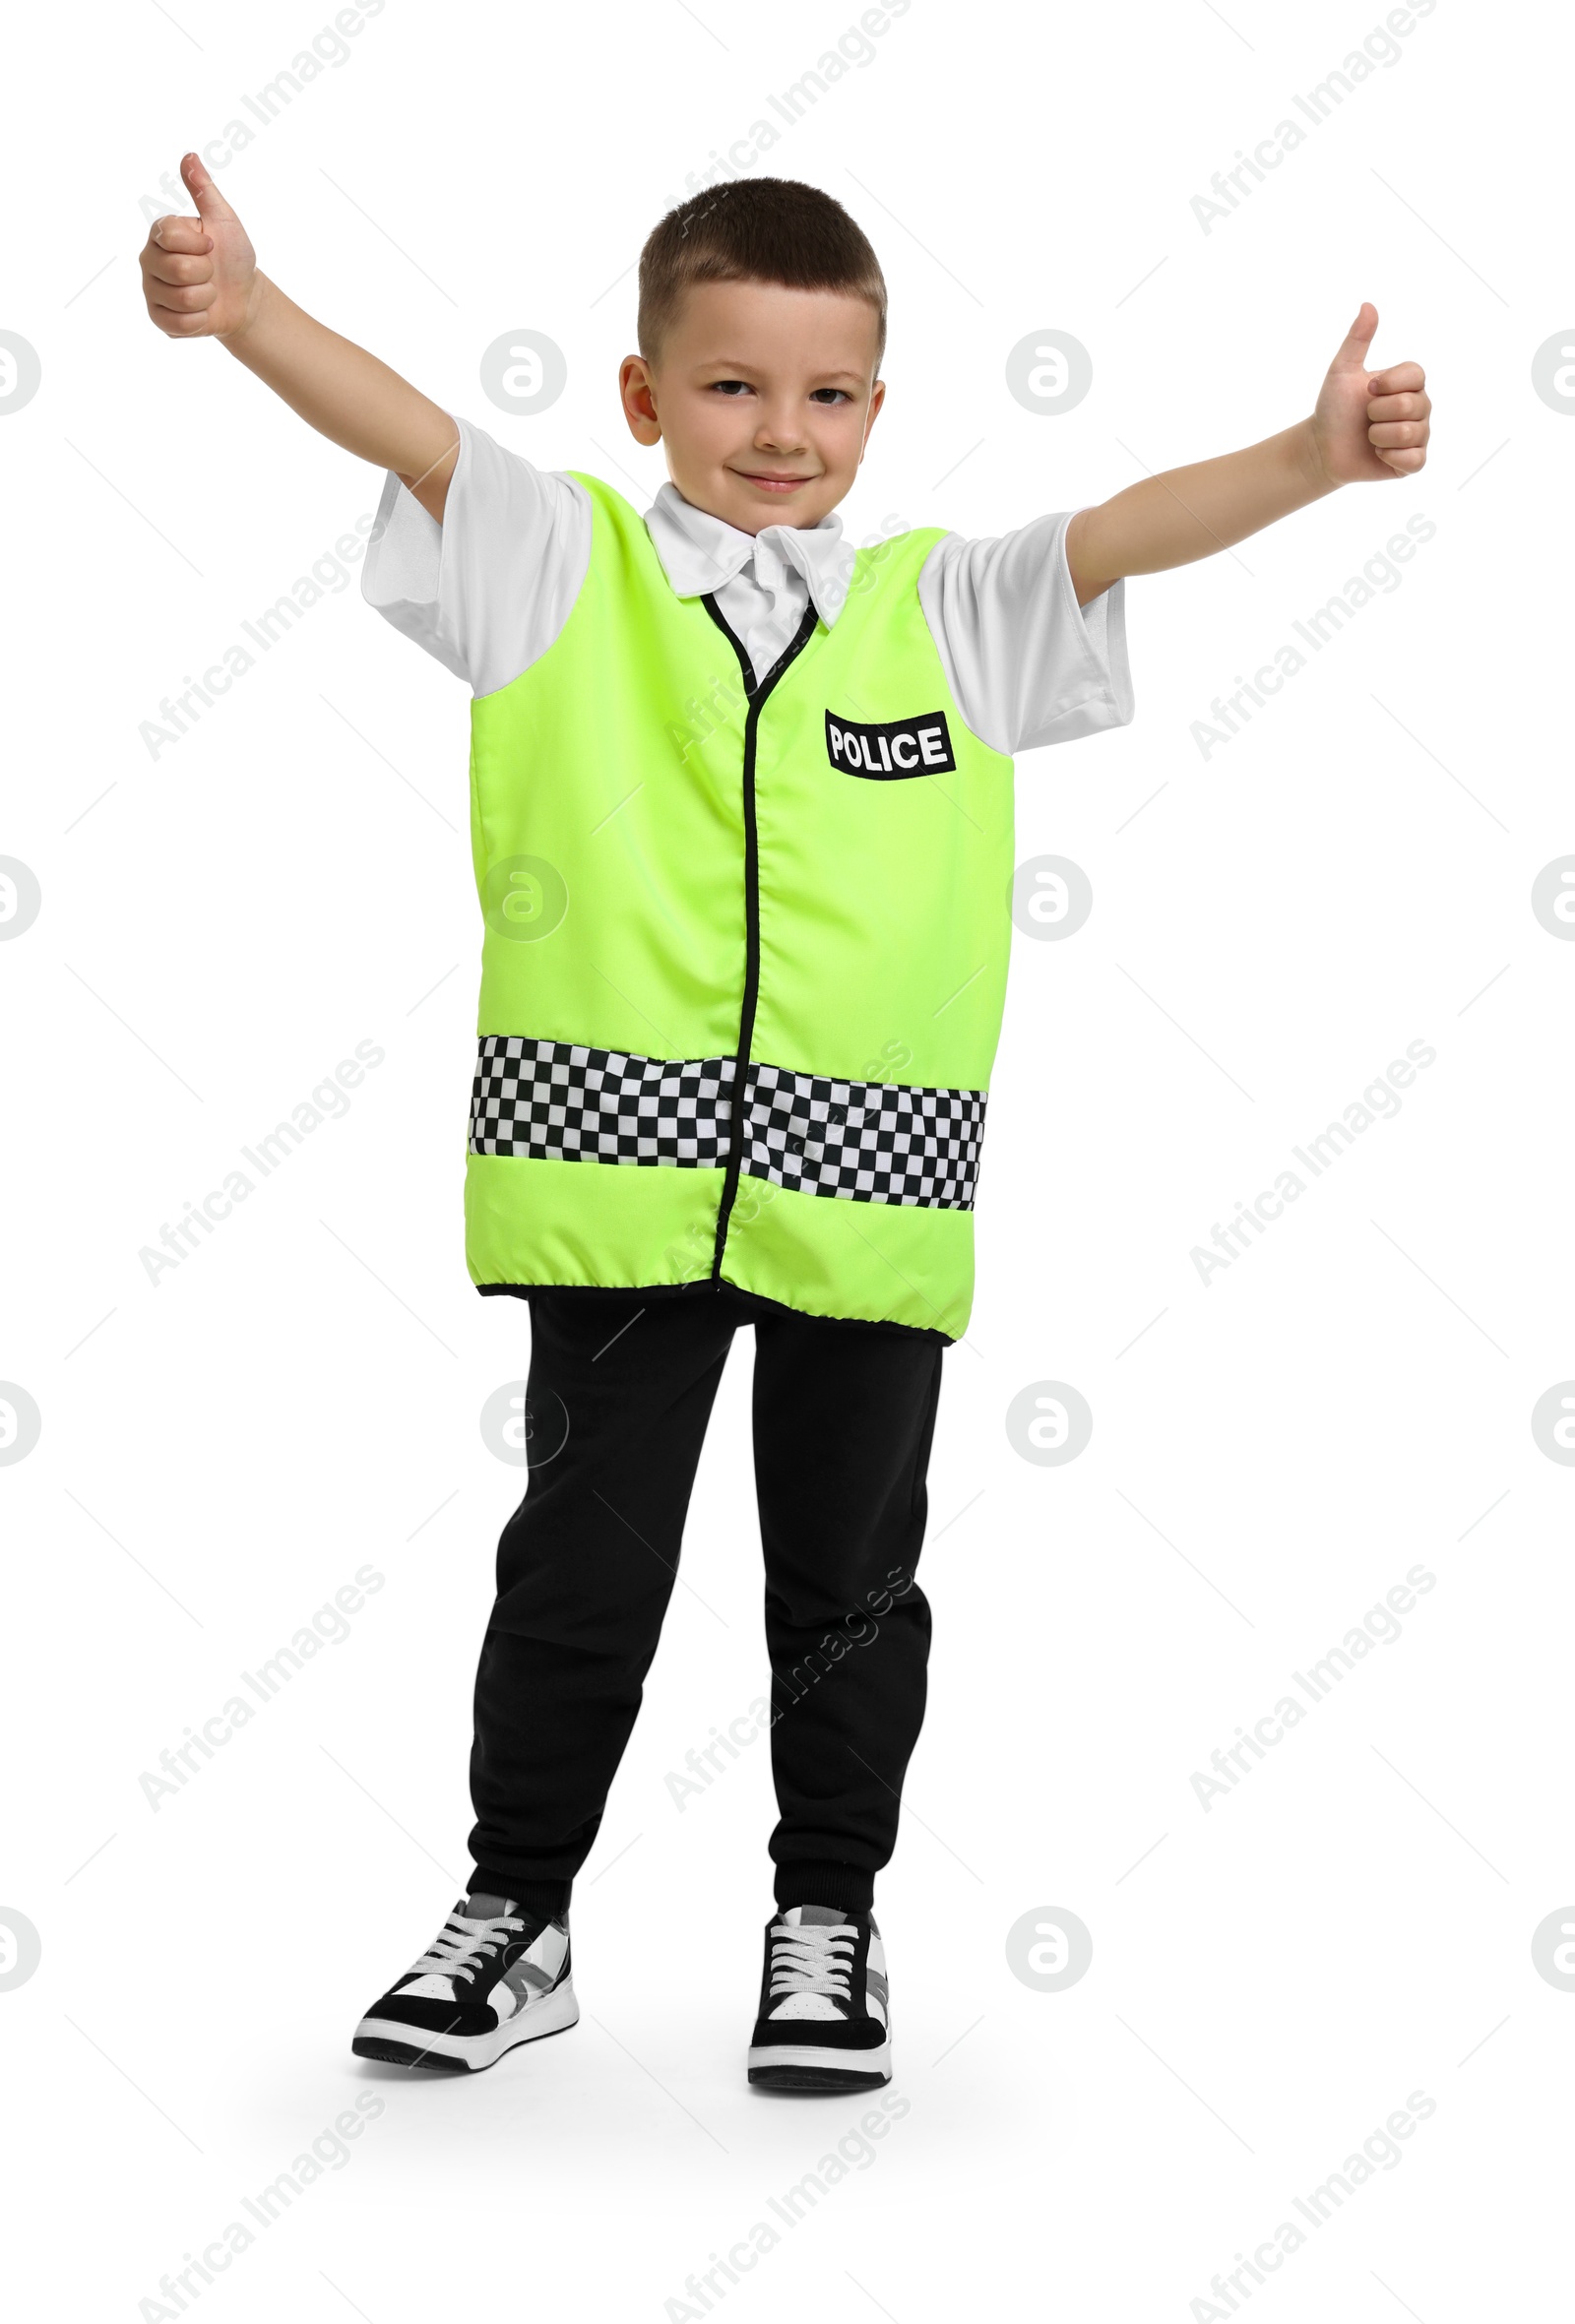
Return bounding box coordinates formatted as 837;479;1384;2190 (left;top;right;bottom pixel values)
773;1864;875;1917
472;1869;571;1921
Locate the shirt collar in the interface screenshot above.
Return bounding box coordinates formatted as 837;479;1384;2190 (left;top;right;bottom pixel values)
643;479;858;630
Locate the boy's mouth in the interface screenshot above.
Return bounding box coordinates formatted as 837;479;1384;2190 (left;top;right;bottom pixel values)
732;469;815;495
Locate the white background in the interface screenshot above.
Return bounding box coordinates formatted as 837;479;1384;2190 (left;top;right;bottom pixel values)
3;1;1571;2317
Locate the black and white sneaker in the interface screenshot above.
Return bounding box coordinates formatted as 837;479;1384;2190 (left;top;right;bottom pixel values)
747;1904;892;2092
351;1890;577;2073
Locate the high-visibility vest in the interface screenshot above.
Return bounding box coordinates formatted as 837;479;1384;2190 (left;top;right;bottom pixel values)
465;472;1015;1341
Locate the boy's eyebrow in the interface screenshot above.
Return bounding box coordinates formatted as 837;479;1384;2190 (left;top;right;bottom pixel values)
695;359;867;384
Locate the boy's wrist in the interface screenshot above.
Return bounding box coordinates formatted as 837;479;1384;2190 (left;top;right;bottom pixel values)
1293;414;1345;503
219;268;273;350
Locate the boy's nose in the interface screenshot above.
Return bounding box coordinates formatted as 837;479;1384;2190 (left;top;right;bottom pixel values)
754;410;806;452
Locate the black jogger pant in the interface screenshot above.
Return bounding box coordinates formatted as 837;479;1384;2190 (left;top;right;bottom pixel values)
468;1284;947;1917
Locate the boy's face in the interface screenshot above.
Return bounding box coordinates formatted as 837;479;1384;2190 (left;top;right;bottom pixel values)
619;279;885;534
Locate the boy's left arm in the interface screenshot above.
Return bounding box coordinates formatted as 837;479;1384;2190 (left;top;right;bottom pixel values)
1064;303;1430;607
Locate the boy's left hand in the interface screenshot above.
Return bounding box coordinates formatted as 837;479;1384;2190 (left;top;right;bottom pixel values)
1309;301;1431;486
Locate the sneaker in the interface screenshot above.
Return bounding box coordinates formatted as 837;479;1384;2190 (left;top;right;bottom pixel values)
747;1904;892;2092
351;1890;578;2073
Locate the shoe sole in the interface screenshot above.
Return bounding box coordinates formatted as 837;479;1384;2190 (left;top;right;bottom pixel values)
352;1979;579;2072
747;2037;892;2093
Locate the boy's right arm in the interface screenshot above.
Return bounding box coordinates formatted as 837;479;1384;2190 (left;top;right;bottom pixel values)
139;152;459;522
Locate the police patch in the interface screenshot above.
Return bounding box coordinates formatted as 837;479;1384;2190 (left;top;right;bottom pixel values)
824;708;957;780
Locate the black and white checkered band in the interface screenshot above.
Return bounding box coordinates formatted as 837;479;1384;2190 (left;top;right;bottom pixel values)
743;1059;984;1209
470;1036;986;1211
470;1037;735;1167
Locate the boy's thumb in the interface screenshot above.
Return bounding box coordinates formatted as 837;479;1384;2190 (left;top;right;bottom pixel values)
1329;300;1378;370
179;150;236;225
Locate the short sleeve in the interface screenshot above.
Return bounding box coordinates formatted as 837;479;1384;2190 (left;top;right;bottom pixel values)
360;413;593;699
917;514;1135;756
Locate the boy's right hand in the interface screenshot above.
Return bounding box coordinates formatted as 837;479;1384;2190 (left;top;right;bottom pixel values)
136;150;460;522
140;153;259;341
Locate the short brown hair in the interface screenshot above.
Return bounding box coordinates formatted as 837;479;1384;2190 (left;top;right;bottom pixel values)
637;177;887;371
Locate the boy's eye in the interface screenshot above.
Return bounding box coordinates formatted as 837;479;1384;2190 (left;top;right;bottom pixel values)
705;381;852;405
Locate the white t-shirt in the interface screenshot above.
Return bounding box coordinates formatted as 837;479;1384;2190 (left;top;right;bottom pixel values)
360;414;1134;756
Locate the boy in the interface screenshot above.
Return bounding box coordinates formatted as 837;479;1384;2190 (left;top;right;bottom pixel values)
140;164;1429;2092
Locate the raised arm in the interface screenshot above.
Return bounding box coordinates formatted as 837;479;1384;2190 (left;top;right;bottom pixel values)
139;153;460;521
1064;304;1431;606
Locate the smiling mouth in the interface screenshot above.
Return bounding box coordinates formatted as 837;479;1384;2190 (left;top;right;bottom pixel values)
733;470;815;489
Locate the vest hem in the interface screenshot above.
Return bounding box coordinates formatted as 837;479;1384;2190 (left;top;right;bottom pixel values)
473;1277;955;1346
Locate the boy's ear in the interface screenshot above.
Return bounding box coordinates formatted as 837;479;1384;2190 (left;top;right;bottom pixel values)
619;354;662;445
858;377;886;460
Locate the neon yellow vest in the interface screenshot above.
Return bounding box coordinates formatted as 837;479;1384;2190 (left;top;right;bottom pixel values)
465;473;1014;1341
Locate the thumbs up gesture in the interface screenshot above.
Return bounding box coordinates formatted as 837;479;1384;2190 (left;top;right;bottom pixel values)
1309;302;1431;485
140;152;259;340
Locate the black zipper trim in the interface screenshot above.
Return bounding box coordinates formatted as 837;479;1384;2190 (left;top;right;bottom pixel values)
699;593;821;1285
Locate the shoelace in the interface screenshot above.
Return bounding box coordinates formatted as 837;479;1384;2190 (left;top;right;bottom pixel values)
769;1920;856;2002
407;1909;524;1983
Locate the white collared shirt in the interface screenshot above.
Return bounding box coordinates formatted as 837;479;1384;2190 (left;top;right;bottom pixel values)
362;414;1133;753
642;479;857;686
